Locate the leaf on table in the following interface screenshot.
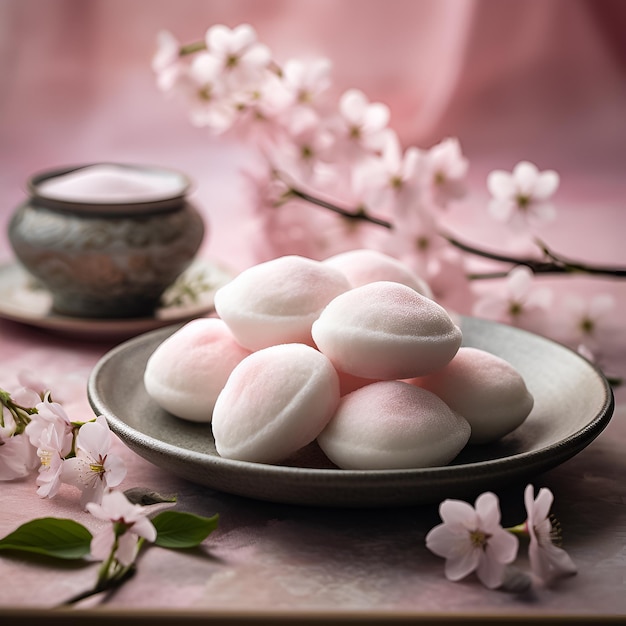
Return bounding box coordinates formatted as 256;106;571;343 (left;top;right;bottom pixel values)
0;517;92;560
152;511;219;549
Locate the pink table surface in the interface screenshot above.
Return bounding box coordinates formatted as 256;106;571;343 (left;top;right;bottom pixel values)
0;320;624;624
0;167;625;623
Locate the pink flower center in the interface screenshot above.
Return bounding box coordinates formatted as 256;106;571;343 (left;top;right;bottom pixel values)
469;529;491;550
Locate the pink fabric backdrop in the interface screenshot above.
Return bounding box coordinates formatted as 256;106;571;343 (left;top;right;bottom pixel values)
1;0;625;269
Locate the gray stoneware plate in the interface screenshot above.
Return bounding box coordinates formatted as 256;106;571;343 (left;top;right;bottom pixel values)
87;317;614;508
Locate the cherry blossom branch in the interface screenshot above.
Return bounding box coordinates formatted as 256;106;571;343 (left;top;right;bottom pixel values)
443;234;626;279
287;187;393;229
286;184;626;279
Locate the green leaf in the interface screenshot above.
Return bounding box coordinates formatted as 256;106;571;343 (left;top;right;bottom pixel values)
0;518;92;560
152;511;219;549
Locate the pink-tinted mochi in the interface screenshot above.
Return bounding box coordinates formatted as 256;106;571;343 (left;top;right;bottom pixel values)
317;380;471;469
143;318;251;422
212;343;340;464
311;281;462;380
214;255;351;351
409;347;534;444
323;248;433;298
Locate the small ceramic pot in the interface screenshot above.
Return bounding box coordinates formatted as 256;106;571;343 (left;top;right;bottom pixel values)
8;163;206;319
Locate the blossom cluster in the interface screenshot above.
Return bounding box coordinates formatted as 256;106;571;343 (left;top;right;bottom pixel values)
152;23;619;380
0;372;126;508
426;485;577;590
1;375;221;605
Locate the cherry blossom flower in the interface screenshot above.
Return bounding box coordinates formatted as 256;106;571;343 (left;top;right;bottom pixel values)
0;433;38;480
204;23;271;90
0;385;40;479
423;247;474;316
25;396;74;458
152;30;183;92
269;108;335;183
87;490;157;567
392;209;457;285
61;419;127;508
186;52;236;132
472;265;553;330
35;423;65;498
362;131;422;217
334;88;391;159
561;293;615;349
226;71;292;147
421;137;468;209
426;492;519;589
523;484;577;585
1;404;17;441
281;57;332;108
487;161;559;228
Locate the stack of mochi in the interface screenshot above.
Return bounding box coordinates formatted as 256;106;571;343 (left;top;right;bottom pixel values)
143;249;534;470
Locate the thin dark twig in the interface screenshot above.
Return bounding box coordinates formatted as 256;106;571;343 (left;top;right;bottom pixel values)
288;187;393;229
286;182;626;279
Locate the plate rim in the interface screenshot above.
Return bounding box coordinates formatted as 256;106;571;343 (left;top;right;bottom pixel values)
87;317;615;504
0;259;232;337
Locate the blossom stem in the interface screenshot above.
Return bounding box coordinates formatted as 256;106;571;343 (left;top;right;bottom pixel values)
179;41;206;56
287;186;393;229
444;232;626;279
285;182;626;279
58;566;136;606
59;534;146;606
505;522;529;537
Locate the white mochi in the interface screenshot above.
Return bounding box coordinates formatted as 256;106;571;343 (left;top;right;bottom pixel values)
317;381;471;469
212;343;340;464
410;347;534;444
214;255;351;351
323;248;433;298
143;318;251;422
311;281;462;380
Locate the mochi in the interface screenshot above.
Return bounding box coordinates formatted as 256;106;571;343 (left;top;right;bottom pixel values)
143;318;251;422
214;255;351;351
323;248;433;298
212;343;340;464
409;347;534;444
311;281;462;379
317;380;471;469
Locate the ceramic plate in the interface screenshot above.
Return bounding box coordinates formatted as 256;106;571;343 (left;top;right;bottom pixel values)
0;259;233;339
87;317;614;507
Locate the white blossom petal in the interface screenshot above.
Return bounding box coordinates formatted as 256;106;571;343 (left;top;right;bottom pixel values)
116;532;140;567
507;266;533;300
533;170;559;199
513;161;539;195
230;24;257;52
488;198;516;221
531;201;557;222
475;492;501;529
90;526;116;561
206;24;233;52
340;89;368;123
425;523;458;557
444;543;481;581
487;170;516;199
486;528;519;564
439;499;477;528
476;554;507;589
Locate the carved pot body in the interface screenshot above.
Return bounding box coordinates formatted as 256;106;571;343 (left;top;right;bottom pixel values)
8;164;206;318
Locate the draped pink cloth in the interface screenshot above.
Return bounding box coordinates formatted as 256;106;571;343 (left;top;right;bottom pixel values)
2;0;625;185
